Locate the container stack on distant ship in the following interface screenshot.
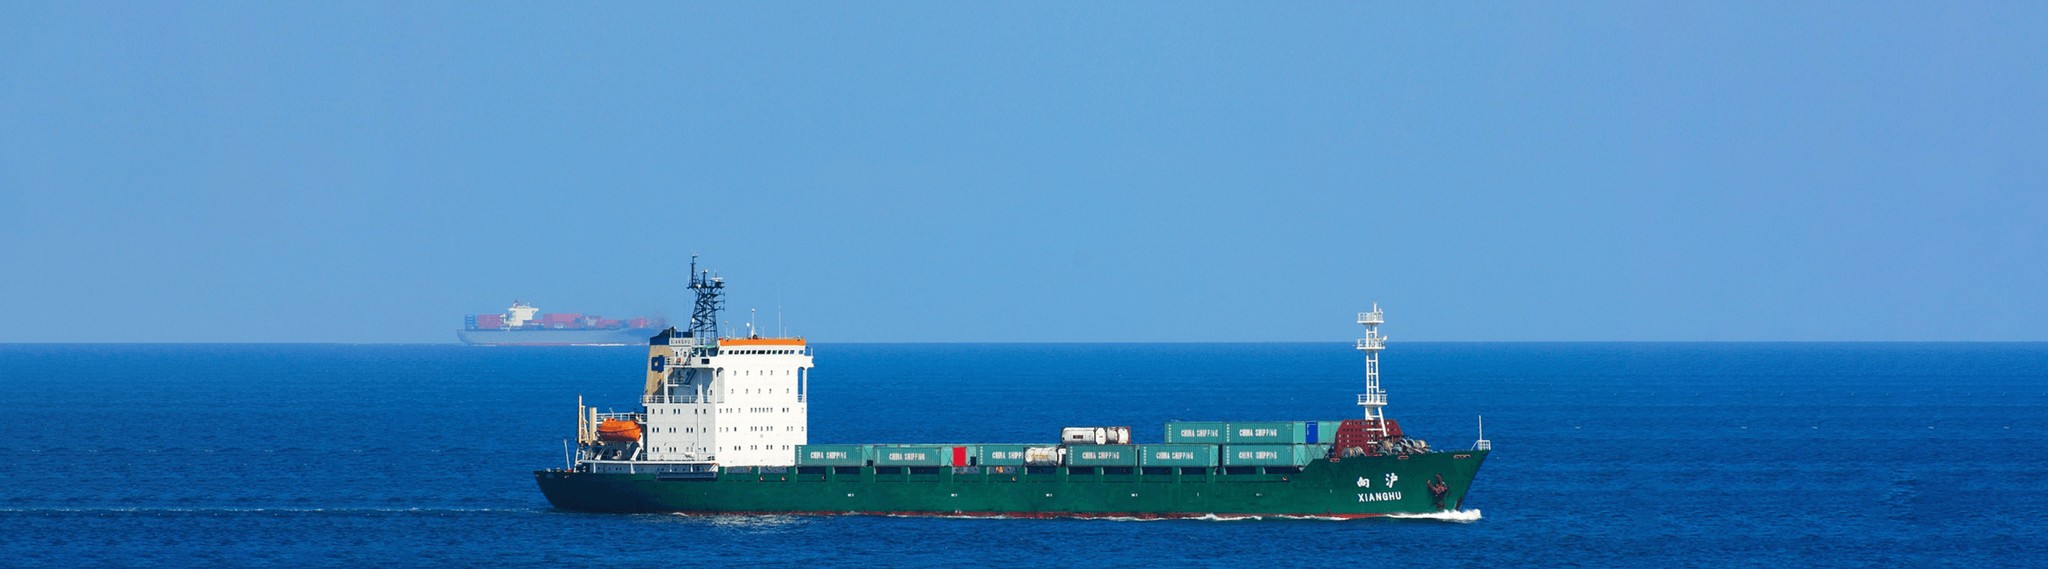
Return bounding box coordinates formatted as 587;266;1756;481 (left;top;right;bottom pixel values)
458;302;666;346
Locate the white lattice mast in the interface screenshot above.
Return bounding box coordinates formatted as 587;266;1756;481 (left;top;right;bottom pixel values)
1356;304;1389;437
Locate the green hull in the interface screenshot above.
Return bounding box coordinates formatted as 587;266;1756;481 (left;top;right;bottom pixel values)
535;450;1486;518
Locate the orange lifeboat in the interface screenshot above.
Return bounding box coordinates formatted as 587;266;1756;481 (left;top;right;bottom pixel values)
596;419;642;442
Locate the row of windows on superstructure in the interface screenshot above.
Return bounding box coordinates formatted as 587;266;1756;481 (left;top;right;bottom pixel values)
649;425;806;434
728;349;801;355
652;406;798;414
714;426;804;432
654;445;793;452
735;370;794;376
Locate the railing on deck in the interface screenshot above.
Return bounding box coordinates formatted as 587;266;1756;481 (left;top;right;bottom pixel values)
644;395;701;404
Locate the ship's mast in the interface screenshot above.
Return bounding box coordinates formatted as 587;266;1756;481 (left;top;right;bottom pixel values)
1356;304;1389;437
687;254;724;342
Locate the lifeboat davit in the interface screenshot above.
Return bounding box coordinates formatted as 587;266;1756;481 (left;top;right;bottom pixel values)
596;419;642;442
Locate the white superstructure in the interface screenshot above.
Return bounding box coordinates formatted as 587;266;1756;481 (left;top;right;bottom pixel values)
636;334;812;466
506;302;540;328
570;258;814;473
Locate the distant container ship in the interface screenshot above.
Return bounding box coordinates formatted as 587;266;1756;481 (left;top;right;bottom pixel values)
458;302;667;346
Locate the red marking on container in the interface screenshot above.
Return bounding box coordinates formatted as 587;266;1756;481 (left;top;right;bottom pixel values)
952;446;968;466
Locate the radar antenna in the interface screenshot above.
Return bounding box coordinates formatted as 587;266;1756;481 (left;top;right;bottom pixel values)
687;254;724;341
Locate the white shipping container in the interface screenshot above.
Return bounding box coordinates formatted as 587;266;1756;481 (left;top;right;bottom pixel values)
1061;426;1133;445
1024;446;1064;465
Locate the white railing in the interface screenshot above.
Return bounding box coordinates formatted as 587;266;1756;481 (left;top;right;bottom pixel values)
1356;337;1385;350
1474;439;1492;451
644;395;701;404
1358;311;1383;325
1357;392;1386;406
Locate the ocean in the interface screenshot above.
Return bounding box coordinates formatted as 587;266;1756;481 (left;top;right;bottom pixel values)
2;342;2042;567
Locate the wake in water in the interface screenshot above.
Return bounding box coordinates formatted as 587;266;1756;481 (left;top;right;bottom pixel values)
1387;509;1482;522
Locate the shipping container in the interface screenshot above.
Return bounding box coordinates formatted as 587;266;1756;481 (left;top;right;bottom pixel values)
1220;444;1314;466
794;444;868;466
1225;421;1307;444
1164;422;1228;444
1060;426;1131;445
475;314;505;329
1065;446;1138;466
1136;444;1218;467
1061;427;1099;445
1023;446;1064;466
979;444;1032;466
628;318;650;329
1311;421;1350;443
871;445;949;466
1305;421;1352;444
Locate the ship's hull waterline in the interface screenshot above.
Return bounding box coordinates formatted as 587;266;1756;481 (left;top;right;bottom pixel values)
457;327;664;346
536;451;1486;518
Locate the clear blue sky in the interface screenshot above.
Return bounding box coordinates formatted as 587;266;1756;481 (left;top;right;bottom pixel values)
3;2;2043;343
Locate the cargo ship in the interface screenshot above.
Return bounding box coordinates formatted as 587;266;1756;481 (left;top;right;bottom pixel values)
534;263;1491;518
458;302;667;346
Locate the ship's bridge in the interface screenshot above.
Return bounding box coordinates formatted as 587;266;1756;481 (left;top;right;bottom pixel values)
626;335;814;467
717;337;809;356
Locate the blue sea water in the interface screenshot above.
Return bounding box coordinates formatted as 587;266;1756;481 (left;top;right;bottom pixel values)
1;342;2043;567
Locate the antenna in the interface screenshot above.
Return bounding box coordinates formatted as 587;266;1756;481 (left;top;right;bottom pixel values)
1356;303;1390;437
749;308;757;338
687;255;724;341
